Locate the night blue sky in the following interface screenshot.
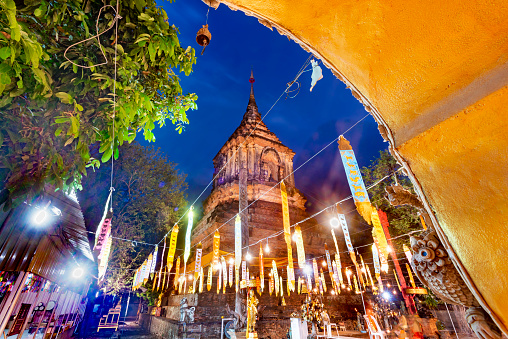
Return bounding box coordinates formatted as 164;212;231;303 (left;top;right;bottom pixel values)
139;0;388;216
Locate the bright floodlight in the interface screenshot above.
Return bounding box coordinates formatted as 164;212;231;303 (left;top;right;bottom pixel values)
72;267;84;278
331;290;336;295
304;265;312;275
33;209;48;225
330;217;340;228
188;274;193;281
322;260;327;267
382;291;390;300
245;252;252;261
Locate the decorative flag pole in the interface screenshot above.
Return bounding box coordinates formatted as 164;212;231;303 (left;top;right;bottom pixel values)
167;225;179;289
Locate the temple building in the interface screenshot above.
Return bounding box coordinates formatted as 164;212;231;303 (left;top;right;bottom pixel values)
156;73;362;338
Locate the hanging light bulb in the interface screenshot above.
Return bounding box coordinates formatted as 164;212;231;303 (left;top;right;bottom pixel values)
330;217;340;228
322;261;327;267
245;252;252;261
265;241;270;253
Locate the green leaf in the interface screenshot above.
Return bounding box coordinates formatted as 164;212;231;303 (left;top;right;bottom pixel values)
75;103;83;111
55;92;73;104
34;7;43;17
55;128;62;137
0;47;11;60
148;43;156;63
134;0;145;11
101;148;113;162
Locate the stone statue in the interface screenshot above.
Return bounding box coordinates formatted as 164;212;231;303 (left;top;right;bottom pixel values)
179;297;195;323
247;290;259;334
410;231;501;339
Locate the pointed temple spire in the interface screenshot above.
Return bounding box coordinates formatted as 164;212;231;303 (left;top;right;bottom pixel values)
248;69;257;108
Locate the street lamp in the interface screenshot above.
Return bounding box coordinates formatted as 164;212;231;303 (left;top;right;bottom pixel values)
330;217;340;228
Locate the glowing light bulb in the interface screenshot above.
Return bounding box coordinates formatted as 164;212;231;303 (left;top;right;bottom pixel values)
386;246;393;253
215;263;222;270
382;292;390;300
346;269;352;277
304;265;312;275
188;274;193;280
341;284;346;289
292;233;299;242
392;290;397;295
245;252;252;261
361;267;366;273
387;283;391;287
72;267;84;278
33;209;48;225
331;290;336;295
229;258;234;265
322;261;327;267
330;217;340;228
265;244;270;253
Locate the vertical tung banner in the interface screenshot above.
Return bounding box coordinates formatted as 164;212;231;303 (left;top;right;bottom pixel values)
242;261;247;282
269;273;274;296
272;261;279;296
150;246;158;277
373;245;384;292
146;254;153;280
371;210;389;271
157;237;166;291
312;259;319;290
320;270;327;292
229;262;233;288
280;276;284;297
338;136;373;224
294;225;306;269
406;263;417;288
184;208;194;264
207;265;212;291
235;214;241;270
334;253;343;284
194;243;202;280
199;267;204;293
332;260;341;293
280;181;295;288
325;244;335;289
222;257;227;293
213;230;221;271
167;225;179;280
174;257;180;289
259;244;264;291
217;266;222;294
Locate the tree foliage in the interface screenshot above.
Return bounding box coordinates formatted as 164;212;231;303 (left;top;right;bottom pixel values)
79;142;187;295
0;0;197;210
361;150;421;251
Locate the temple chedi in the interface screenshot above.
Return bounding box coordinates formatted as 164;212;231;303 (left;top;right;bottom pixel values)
163;72;362;338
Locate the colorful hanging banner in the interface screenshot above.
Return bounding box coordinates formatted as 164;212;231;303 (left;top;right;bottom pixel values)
334;253;343;284
235;268;239;292
222;257;227;293
207;265;212;291
184;208;194;263
367;265;375;290
269;273;274;296
403;244;413;263
242;261;247;282
312;259;319;290
234;214;241;270
94;218;111;252
174;257;181;289
406;263;416;288
157;237;167;290
98;235;112;280
280;181;295;287
272;261;279;296
294;225;306;269
371;210;389;272
194;243;203;280
217;266;222;294
325;244;335;289
167;225;179;275
259;244;264;291
338;136;373;224
331;260;340;291
199;267;204;293
229;261;233;288
213;229;221;270
150;246;158;275
320;270;327;292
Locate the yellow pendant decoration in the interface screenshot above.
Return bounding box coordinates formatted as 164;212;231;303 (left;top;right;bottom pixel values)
199;267;204;293
213;230;221;271
280;181;296;288
294;225;306;269
174;257;181;290
157;237;166;291
320;270;327;292
272;261;279;296
184;208;194;264
167;225;179;285
406;263;417;288
222;256;227;293
394;269;401;292
207;265;212;291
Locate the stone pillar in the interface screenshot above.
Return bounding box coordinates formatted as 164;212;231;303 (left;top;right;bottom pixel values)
248;144;255;179
236;157;249;329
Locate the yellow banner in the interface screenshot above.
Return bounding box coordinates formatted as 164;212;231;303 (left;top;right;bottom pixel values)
207;265;212;291
320;270;327;292
406;263;416;288
371;210;389;272
199;267;204;293
394;269;401;291
280;181;295;285
295;225;306;269
272;261;279;296
174;257;180;290
213;230;221;271
167;225;179;275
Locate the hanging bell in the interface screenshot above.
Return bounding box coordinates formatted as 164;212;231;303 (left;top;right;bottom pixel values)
196;24;212;55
